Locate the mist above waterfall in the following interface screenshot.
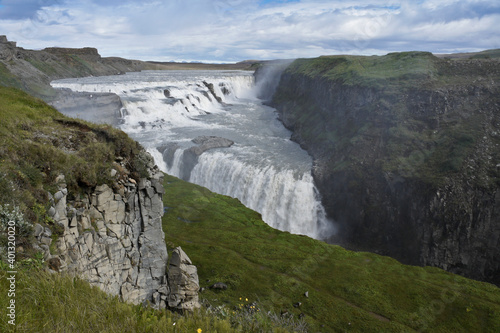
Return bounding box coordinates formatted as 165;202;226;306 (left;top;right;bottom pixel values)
51;70;336;240
254;59;295;102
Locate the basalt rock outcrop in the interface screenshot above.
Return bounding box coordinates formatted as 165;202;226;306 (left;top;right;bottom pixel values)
32;153;200;310
270;52;500;285
167;247;201;311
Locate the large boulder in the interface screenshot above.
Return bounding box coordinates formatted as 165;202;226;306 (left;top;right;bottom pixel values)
167;246;201;311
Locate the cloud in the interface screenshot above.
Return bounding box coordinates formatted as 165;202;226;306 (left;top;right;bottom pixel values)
0;0;62;19
0;0;499;61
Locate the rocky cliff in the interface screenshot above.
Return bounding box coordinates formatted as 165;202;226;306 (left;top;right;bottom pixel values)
32;157;200;310
270;51;500;285
0;86;200;311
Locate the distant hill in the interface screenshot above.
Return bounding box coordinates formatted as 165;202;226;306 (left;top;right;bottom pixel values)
435;49;500;59
0;36;153;99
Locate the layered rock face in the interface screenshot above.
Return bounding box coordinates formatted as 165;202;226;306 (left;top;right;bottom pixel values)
270;53;500;285
33;155;200;310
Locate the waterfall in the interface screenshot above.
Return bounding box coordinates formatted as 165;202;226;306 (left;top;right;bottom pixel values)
51;70;336;240
51;70;256;131
159;144;333;239
190;152;330;238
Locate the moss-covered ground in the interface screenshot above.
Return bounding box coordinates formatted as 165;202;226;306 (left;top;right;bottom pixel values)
162;174;500;332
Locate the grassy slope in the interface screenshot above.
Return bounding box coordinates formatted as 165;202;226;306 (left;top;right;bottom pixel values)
287;52;438;89
0;268;238;333
0;47;145;100
0;86;150;217
2;170;498;332
162;174;500;332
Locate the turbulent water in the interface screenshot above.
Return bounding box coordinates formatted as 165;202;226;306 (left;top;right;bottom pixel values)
51;70;335;239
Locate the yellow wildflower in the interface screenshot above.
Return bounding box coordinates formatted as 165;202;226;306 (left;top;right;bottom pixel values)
197;329;202;333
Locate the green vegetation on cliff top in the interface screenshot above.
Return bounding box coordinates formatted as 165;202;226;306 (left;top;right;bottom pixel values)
0;86;147;227
287;50;500;90
287;51;438;88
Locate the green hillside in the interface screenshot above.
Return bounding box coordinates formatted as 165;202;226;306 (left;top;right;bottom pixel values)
0;86;147;215
162;174;500;332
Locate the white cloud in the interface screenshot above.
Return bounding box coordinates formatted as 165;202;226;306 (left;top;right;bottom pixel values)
0;0;498;61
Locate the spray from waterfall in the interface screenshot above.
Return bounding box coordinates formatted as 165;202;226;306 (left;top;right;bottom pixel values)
253;59;295;102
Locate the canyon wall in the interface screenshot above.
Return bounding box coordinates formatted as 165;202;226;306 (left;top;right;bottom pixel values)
269;52;500;285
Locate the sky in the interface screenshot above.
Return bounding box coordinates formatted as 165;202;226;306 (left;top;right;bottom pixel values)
0;0;499;62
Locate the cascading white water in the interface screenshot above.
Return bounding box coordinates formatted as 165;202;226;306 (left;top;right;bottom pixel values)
188;152;330;237
52;71;255;130
51;70;335;240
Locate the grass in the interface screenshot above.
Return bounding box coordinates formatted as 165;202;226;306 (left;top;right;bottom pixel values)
470;49;500;59
162;174;500;332
286;52;438;91
0;86;148;232
0;62;23;89
286;51;499;90
0;268;238;333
